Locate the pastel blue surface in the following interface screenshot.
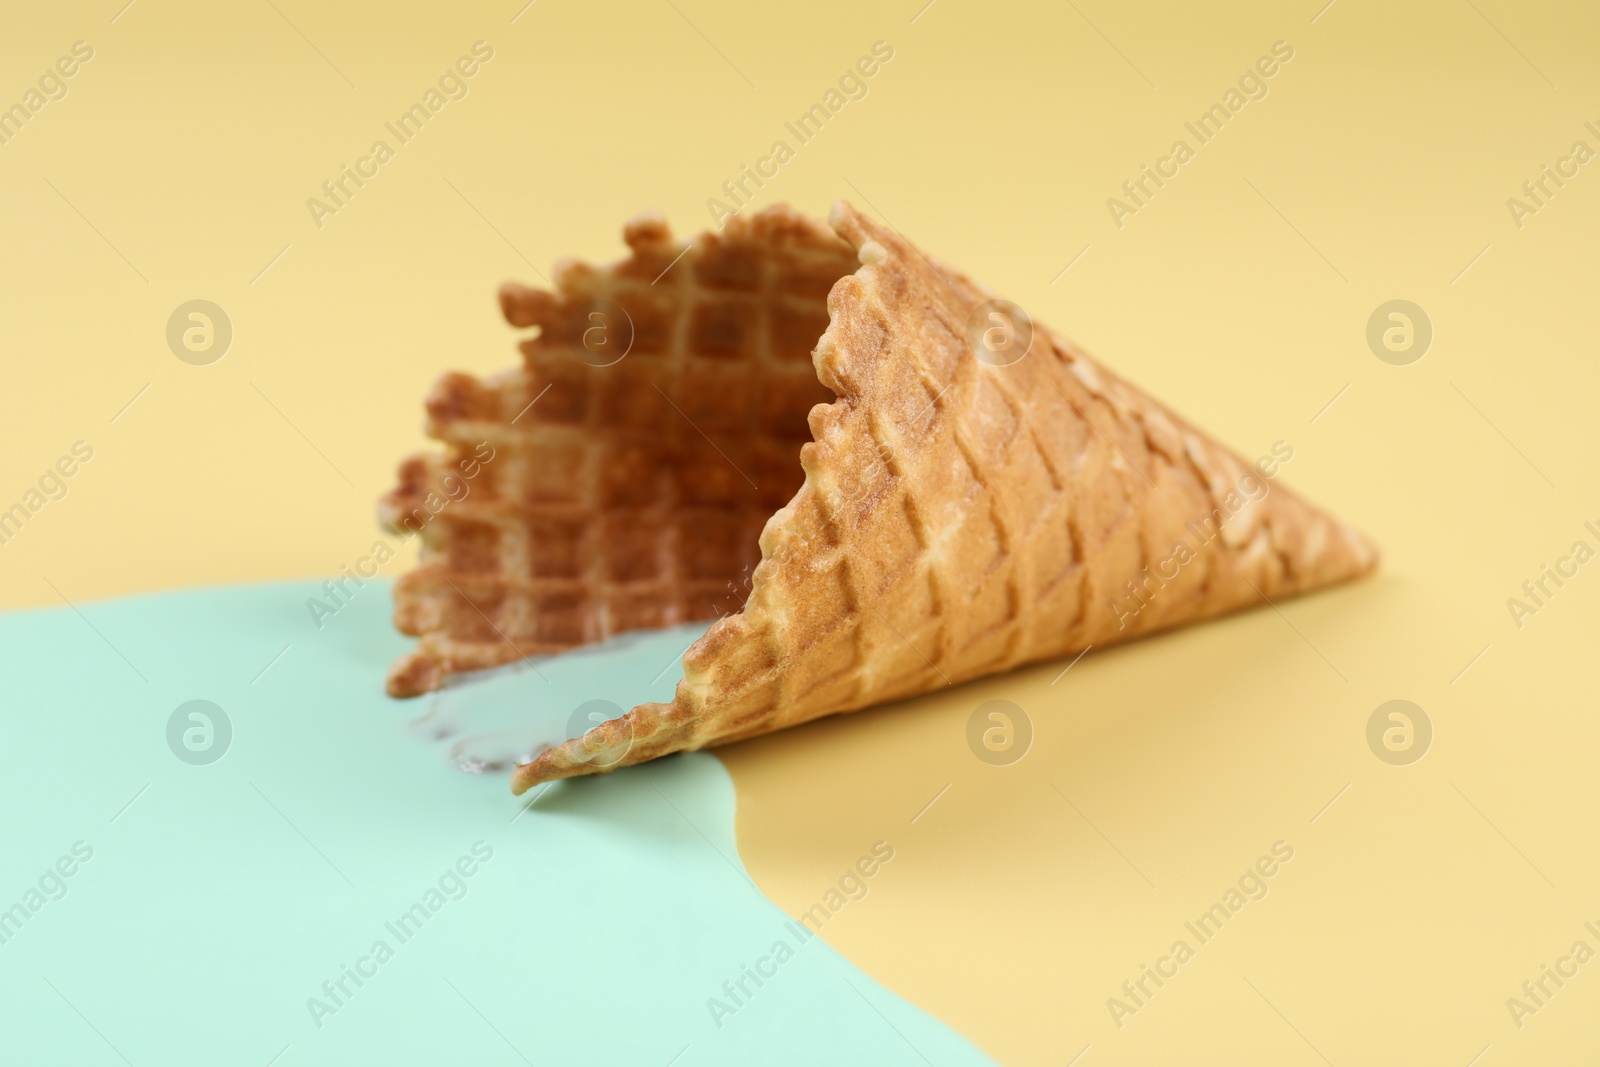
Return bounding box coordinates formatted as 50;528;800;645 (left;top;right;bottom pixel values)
0;580;992;1066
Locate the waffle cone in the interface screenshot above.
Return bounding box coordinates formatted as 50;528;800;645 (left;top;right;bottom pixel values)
379;203;1377;793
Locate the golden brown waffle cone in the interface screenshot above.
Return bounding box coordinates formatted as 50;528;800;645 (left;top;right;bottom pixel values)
379;203;1377;794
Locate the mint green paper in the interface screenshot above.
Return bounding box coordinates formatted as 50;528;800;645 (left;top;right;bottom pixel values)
0;581;992;1066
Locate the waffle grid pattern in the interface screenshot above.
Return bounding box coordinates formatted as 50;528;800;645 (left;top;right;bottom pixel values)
381;211;854;697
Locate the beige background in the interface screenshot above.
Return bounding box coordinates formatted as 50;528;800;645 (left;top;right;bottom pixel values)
3;0;1598;1063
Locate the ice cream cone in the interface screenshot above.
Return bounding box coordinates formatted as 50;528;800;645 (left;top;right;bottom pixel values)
378;202;1377;793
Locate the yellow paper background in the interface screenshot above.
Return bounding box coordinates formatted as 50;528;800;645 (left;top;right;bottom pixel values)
3;1;1597;1063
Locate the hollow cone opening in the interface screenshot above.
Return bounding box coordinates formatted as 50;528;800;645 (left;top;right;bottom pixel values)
381;209;859;698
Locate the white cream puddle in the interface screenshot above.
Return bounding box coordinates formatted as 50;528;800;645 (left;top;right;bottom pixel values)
406;621;711;774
